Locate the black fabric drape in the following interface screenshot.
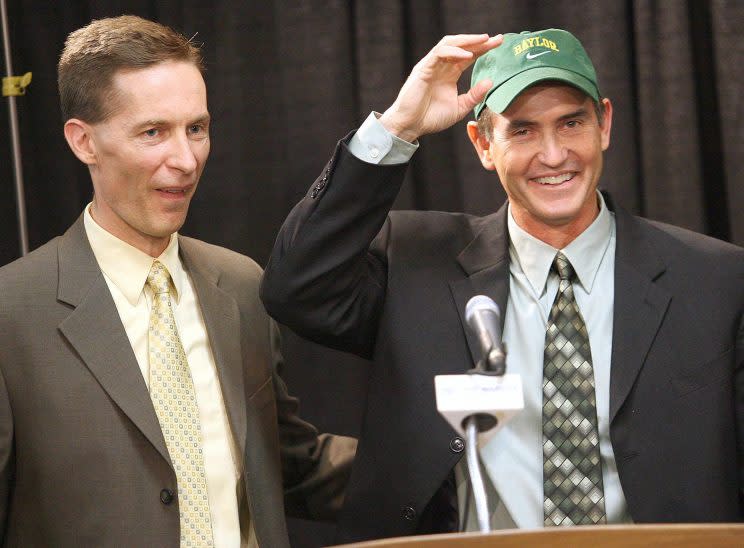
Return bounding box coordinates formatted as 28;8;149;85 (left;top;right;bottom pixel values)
3;1;742;266
1;2;742;546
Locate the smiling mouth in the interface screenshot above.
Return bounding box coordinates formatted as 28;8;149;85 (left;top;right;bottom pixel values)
156;186;191;195
532;173;575;185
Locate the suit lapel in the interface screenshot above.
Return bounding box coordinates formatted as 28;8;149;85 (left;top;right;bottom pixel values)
56;217;171;465
608;197;671;422
179;238;248;459
449;204;511;366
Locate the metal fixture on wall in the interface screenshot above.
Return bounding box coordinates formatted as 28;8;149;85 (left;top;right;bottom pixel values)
1;0;30;257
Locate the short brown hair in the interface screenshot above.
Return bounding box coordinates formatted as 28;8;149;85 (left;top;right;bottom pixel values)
58;15;203;123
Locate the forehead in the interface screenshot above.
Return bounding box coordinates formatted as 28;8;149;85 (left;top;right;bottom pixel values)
106;61;207;122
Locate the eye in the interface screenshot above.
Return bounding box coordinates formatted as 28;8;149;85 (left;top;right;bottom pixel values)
565;119;581;129
188;123;209;140
513;128;529;137
143;128;159;138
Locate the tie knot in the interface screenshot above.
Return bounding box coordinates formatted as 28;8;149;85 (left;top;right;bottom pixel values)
552;252;576;281
146;260;172;295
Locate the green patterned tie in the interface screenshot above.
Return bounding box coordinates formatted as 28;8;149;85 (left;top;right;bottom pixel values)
147;260;215;547
542;252;606;526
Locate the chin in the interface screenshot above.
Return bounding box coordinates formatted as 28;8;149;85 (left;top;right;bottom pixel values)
158;215;187;234
541;202;596;229
144;222;182;241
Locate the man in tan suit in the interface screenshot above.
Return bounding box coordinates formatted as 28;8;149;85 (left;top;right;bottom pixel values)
0;15;354;547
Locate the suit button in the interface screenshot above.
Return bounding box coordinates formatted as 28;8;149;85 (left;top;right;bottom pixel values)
160;488;174;505
310;188;319;198
316;180;326;190
450;437;465;453
402;506;416;521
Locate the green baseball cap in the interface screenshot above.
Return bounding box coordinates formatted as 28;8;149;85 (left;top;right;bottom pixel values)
472;28;600;118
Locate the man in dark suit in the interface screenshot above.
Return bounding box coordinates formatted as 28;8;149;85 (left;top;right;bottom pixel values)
260;29;744;542
0;15;354;547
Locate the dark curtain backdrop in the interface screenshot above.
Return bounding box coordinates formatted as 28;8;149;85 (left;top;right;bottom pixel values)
1;1;742;546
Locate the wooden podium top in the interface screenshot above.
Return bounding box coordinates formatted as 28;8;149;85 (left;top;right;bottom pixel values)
332;523;744;547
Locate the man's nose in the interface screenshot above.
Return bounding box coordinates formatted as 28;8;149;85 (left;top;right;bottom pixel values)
166;133;198;173
537;133;568;167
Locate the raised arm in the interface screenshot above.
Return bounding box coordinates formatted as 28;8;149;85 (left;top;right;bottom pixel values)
260;34;502;358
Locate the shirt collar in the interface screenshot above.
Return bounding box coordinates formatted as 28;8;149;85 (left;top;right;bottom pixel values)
507;191;613;296
83;204;184;305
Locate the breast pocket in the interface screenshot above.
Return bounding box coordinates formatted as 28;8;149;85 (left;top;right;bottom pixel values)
247;374;274;409
244;374;279;453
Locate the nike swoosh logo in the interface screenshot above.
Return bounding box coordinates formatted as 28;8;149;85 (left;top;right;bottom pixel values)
526;51;551;60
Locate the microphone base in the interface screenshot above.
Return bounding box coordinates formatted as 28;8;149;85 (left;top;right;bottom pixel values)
461;413;498;432
435;373;524;446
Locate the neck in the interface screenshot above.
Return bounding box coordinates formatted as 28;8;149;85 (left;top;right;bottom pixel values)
88;204;171;257
526;224;588;249
511;198;601;249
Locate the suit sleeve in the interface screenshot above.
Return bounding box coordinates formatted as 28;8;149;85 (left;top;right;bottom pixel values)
0;363;13;539
268;319;357;520
260;136;408;359
736;309;744;516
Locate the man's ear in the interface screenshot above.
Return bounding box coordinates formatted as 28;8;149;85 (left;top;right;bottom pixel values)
599;97;613;151
63;119;97;165
466;121;496;171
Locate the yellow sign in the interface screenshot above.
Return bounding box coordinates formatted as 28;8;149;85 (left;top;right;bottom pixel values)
2;72;33;96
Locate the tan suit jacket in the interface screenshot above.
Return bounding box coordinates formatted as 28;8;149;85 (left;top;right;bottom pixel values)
0;216;354;547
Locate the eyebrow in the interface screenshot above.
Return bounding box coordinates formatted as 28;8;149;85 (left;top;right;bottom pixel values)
557;107;590;122
505;107;590;132
505;119;536;131
132;113;211;132
190;114;211;126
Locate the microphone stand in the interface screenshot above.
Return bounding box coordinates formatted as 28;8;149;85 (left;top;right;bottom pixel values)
462;343;506;533
1;0;30;256
463;414;492;532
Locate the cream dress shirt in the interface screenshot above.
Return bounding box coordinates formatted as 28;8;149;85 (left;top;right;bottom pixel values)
83;206;256;547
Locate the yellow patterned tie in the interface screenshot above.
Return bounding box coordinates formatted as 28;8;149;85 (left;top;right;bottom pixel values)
147;260;215;547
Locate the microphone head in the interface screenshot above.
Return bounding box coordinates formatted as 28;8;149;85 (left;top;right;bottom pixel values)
465;295;500;325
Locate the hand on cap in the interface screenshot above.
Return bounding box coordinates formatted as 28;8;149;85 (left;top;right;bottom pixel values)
379;34;502;143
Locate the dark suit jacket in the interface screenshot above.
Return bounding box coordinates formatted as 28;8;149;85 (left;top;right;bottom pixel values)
260;139;744;543
0;216;355;547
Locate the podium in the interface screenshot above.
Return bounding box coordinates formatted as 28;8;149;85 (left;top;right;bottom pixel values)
332;524;744;547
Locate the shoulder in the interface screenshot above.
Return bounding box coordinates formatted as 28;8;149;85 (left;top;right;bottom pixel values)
608;192;743;264
178;236;267;309
0;237;61;289
622;214;744;293
639;216;744;263
0;239;66;323
179;236;262;278
388;209;479;229
386;210;484;246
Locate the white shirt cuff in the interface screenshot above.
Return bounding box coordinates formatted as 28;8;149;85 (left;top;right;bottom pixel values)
347;112;418;165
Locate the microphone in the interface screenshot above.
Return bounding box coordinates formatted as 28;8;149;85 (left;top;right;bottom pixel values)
465;295;506;375
434;294;522;444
